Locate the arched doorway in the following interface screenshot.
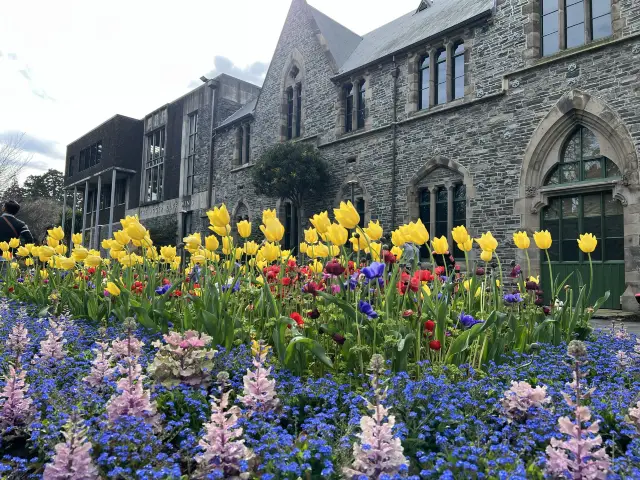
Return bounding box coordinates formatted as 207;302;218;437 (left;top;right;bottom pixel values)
540;126;624;309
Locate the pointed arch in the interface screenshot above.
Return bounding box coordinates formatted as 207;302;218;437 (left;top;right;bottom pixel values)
280;49;306;140
516;90;640;311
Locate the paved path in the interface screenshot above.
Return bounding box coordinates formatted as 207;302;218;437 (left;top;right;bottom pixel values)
591;319;640;336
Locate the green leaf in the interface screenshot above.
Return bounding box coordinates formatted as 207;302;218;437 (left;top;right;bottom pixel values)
446;323;484;362
317;291;356;322
284;336;333;369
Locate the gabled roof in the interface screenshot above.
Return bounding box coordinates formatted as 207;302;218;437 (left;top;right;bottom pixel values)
307;4;362;69
337;0;494;76
216;98;257;130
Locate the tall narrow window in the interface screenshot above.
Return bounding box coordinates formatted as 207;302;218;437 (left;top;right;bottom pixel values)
452;42;465;100
357;80;366;129
435;49;447;105
68;156;74;177
295;84;302;138
186;112;197;194
435;186;448;239
144;128;165;202
356;197;365;227
419;56;430;110
79;150;85;171
90;144;97;167
452;184;466;257
244;124;251;164
344;83;354;133
566;0;585;48
96;141;102;164
286;87;294;140
283;203;298;251
592;0;612;40
542;0;560;56
115;179;126;205
237;128;243;166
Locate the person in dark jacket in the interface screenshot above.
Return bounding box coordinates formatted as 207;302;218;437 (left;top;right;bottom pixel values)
0;200;34;245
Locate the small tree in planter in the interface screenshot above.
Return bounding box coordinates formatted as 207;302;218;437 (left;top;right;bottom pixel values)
252;142;330;249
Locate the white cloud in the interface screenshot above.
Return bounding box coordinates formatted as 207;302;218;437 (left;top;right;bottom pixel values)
0;0;417;182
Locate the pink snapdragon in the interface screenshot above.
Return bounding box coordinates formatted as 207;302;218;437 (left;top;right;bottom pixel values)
0;365;33;429
195;391;253;478
7;321;30;359
343;354;408;479
240;340;278;412
628;401;640;433
501;381;549;422
43;414;99;480
545;341;610;479
83;341;115;389
35;318;67;363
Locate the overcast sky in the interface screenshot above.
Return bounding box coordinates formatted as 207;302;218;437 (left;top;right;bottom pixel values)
0;0;417;182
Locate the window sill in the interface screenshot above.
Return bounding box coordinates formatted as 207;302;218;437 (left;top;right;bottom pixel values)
140;200;163;207
538;178;620;195
505;33;640;79
230;163;254;173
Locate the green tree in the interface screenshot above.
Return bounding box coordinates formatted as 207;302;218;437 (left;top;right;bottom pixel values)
252;142;330;246
23;168;64;201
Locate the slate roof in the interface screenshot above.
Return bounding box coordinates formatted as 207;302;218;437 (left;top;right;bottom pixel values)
337;0;494;76
307;4;362;69
217;98;257;130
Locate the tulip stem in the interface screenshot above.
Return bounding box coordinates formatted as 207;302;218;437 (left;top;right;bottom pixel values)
587;252;593;306
545;249;555;301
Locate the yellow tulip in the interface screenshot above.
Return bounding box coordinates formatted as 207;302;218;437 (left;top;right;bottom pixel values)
414;219;431;245
513;231;530;250
55;256;76;270
326;223;348;246
363;220;383;241
261;242;280;262
105;282;121;296
72;246;89;261
431;236;449;255
260;217;285;242
0;241;9;251
207;204;231;228
262;208;277;223
10;261;18;270
24;257;34;266
110;248;125;260
422;284;432;297
157;246;175;262
84;255;102;267
367;242;382;260
299;242;308;254
533;230;552;250
222;236;233;255
205;235;219;252
577;233;597;253
16;246;30;257
8;238;20;249
308;243;329;258
47;237;59;248
183;233;202;252
457;238;473;252
391;245;403;258
210;224;231;237
38;246;56;261
243;241;259;256
120;215;140;230
237;220;252;238
2;251;12;261
119;253;141;267
126;221;147;241
47;226;65;241
480;250;492;262
452;225;470;245
333;201;360;229
310;211;331;234
24;243;34;253
349;234;368;252
72;233;83;246
55;244;67;255
146;246;159;260
391;229;406;247
528;276;539;284
113;230;131;246
475;232;498;252
304;227;318;244
233;247;244;260
191;254;206;264
309;259;324;274
463;280;481;297
328;245;340;256
39;268;48;278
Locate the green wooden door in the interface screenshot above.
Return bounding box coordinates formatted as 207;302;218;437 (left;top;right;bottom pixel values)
541;191;624;309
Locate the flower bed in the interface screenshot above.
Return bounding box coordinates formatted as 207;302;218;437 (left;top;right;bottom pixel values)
1;300;639;479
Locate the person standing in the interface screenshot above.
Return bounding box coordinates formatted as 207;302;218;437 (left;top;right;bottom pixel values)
0;200;34;245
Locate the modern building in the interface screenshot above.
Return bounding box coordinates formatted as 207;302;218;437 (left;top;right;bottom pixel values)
65;0;640;310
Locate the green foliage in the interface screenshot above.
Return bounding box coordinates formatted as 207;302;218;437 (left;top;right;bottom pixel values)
252;142;330;207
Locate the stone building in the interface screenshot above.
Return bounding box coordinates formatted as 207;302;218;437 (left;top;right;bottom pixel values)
65;0;640;310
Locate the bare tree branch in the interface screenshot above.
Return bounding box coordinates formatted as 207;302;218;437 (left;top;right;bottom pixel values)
0;132;33;195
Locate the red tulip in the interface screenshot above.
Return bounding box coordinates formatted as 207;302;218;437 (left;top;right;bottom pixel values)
424;320;435;332
429;340;441;350
289;312;304;327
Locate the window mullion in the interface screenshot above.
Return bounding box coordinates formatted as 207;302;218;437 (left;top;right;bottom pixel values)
584;0;593;42
558;196;564;262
